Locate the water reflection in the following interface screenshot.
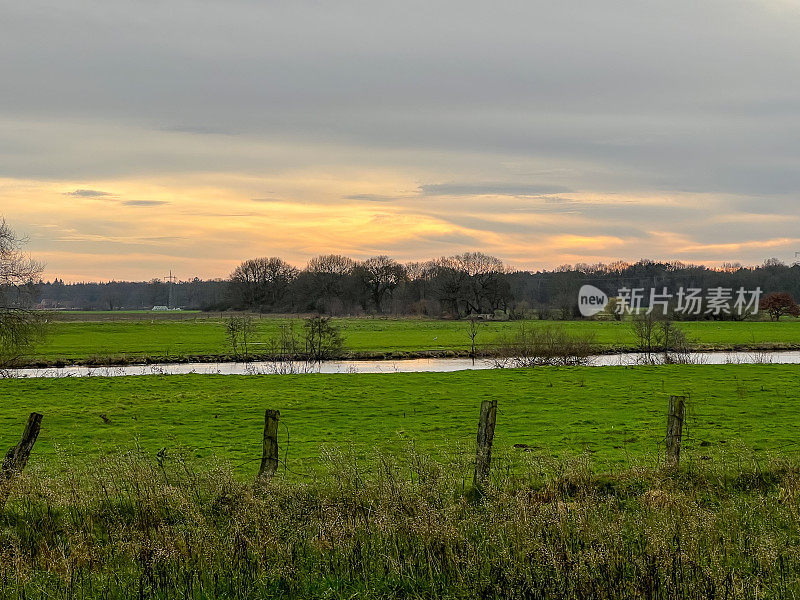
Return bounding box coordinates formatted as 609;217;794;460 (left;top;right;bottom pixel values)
3;350;798;379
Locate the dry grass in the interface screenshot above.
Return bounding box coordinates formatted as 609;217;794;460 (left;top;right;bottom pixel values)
2;449;800;598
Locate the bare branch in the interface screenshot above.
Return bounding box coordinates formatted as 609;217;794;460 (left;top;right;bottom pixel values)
0;217;47;365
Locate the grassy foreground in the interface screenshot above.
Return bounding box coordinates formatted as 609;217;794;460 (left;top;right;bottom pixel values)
2;365;800;472
2;451;800;598
25;316;800;364
4;364;800;598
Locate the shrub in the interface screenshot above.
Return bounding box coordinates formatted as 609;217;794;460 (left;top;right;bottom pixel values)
630;313;694;364
492;325;597;367
224;315;256;356
265;316;344;361
760;292;800;321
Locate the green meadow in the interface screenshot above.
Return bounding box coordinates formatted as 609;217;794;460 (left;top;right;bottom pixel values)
5;344;800;598
27;315;800;363
3;364;800;475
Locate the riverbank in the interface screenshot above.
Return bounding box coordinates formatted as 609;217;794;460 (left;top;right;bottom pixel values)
19;317;800;367
12;341;800;369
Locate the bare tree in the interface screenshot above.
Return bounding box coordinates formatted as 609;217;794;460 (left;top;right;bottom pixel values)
264;316;344;361
229;257;299;310
428;256;470;316
307;254;356;278
224;315;256;357
427;253;509;318
303;316;344;361
306;254;356;313
630;312;658;363
630;312;693;364
265;321;302;359
355;256;405;313
466;316;483;361
1;218;46;366
492;325;596;367
454;252;508;315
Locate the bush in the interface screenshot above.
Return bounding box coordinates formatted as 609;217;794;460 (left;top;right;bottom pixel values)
265;316;344;361
630;313;694;364
760;292;800;321
303;315;344;360
224;315;256;356
493;325;597;367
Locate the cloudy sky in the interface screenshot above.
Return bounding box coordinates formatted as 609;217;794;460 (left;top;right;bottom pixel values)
2;0;800;281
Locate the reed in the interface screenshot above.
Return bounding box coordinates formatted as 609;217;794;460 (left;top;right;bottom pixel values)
2;447;799;598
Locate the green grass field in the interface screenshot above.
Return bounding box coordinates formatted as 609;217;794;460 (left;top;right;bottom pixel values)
26;315;800;363
5;358;800;598
3;364;800;475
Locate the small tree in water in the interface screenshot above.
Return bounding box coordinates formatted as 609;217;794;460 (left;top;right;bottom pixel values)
630;312;693;364
466;316;482;360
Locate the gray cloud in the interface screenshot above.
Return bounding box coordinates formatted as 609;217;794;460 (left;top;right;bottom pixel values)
378;231;484;252
726;196;800;216
3;0;799;199
343;194;407;202
64;189;113;198
509;197;580;214
420;183;572;197
122;200;169;206
676;218;800;246
4;0;800;273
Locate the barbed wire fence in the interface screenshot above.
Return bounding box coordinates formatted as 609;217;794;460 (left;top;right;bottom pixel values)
230;389;730;488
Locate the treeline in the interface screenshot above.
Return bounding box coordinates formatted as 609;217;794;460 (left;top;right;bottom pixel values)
36;278;229;312
34;254;800;319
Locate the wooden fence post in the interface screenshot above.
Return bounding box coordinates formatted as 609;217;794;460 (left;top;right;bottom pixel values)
257;409;280;483
665;395;685;467
1;412;43;507
474;400;497;491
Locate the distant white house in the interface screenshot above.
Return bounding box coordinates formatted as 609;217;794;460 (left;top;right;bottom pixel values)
35;299;75;310
152;305;169;311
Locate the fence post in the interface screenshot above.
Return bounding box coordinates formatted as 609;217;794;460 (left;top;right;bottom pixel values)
1;412;43;507
665;395;685;467
257;409;280;483
474;400;498;491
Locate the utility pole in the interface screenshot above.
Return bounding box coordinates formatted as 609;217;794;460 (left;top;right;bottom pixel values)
164;270;177;309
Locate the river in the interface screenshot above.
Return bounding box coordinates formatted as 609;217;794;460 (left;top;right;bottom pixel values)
3;350;798;378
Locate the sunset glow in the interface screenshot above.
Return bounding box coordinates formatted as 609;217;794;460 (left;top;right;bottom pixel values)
3;0;800;281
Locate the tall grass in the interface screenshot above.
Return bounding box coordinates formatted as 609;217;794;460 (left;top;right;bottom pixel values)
2;448;800;598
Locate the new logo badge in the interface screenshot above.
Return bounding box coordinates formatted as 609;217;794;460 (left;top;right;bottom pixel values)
578;285;608;317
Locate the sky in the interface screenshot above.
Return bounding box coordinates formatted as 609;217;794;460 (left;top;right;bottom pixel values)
2;0;800;282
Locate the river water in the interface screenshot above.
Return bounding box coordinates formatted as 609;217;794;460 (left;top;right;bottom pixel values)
3;350;799;378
